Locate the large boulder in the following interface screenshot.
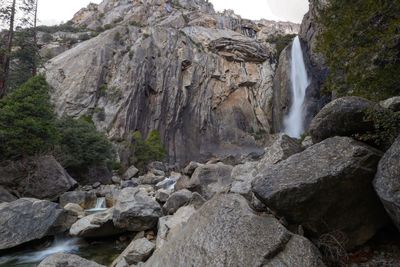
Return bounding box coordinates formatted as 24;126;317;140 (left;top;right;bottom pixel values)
123;165;139;180
38;253;105;267
0;156;77;200
252;137;388;249
309;96;381;143
113;188;162;231
70;208;124;238
380;96;400;112
111;238;155;267
59;191;97;209
0;198;66;250
162;189;192;215
143;194;325;267
189;163;233;199
373;136;400;230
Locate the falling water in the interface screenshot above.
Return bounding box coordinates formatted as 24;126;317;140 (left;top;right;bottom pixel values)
283;36;310;138
85;197;107;213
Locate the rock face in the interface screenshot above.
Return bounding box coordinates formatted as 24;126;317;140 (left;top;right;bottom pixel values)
0;156;77;200
189;163;233;199
70;208;124;238
113;188;162;231
0;198;66;250
144;194;325;267
309;96;381;143
374;136;400;230
45;0;300;165
252;137;387;249
38;253;105;267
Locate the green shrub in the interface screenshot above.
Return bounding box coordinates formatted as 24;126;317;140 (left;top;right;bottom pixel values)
131;130;166;170
267;34;296;58
55;116;114;174
41;33;53;43
317;0;400;101
0;76;58;160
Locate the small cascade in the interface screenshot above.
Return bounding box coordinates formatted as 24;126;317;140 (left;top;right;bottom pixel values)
283;36;310;138
85;197;107;213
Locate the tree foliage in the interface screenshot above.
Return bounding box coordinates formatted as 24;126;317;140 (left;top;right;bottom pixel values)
317;0;400;101
0;75;58;160
131;130;166;170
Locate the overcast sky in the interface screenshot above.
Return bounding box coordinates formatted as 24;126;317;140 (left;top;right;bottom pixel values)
37;0;309;26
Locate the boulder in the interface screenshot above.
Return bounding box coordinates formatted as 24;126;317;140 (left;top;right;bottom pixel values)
111;238;155;266
163;189;193;215
309;96;382;143
155;189;171;203
0;185;17;203
123;165;139;180
252;137;388;249
38;253;105;267
373;136;400;230
64;203;85;218
0;156;77;200
70;208;124;238
138;173;165;185
183;161;203;176
113;188;162;231
380;96;400;112
59;191;97;209
143;194;325;267
189;163;233;199
121;180;138;189
0;198;66;250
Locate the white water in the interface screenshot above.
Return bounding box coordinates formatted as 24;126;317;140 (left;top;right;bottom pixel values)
283;36;310;138
85;197;107;213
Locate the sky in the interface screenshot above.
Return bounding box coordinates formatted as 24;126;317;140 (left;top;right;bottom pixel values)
36;0;309;26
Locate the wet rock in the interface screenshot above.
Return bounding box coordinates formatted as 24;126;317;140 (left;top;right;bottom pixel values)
163;189;193;215
374;136;400;230
59;191;97;209
0;198;66;250
113;188;162;231
111;238;155;266
38;253;105;267
252;137;388;249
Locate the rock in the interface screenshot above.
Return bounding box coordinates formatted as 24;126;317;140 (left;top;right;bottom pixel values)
111;238;155;266
155;175;179;190
59;191;97;209
113;188;162;231
230;161;258;198
70;208;124;238
163;189;193;215
309;96;382;143
78;165;113;185
93;182;101;188
123;165;139;180
121;180;138;189
0;156;77;200
112;175;121;184
189;163;233;199
138;173;164;185
380;96;400;112
373;136;400;230
188;192;206;209
302;135;314;148
149;169;165;177
0;198;66;250
144;194;325;267
252;137;388;249
174;174;191;191
0;185;17;203
38;253;105;267
183;161;203;176
147;162;166;172
64;203;85;218
155;189;171;203
156;206;197;250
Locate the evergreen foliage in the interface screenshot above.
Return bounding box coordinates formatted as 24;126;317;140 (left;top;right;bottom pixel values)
317;0;400;101
267;34;296;58
0;75;58;160
131;130;166;170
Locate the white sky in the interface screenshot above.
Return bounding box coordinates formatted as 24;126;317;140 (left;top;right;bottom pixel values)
37;0;309;26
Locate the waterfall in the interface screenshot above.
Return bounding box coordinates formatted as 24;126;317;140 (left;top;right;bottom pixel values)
283;36;310;138
85;197;107;213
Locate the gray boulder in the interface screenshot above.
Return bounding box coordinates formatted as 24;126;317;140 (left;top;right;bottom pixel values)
59;191;97;209
138;173;165;185
309;96;381;143
189;163;233;199
183;161;203;176
38;253;105;267
163;189;193;215
111;238;155;266
373;136;400;230
155;188;171;203
143;194;325;267
70;208;124;238
123;165;139;180
113;188;162;231
0;198;66;250
380;96;400;112
0;186;17;203
252;137;388;249
0;156;77;200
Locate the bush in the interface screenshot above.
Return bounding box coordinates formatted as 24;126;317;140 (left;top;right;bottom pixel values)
317;0;400;101
0;76;58;160
41;33;53;43
55;116;114;174
267;34;296;58
131;130;166;170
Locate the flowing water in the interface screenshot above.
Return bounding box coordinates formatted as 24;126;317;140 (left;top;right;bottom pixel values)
283;36;310;138
85;197;107;213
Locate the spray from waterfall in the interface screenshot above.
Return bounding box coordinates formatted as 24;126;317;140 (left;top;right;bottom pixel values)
283;36;310;138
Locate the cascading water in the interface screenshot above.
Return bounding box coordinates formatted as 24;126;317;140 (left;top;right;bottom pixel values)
283;36;310;138
85;197;107;213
